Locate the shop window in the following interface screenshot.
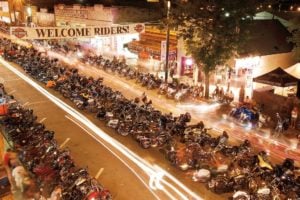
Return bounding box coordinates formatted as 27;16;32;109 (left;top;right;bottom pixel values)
181;57;193;77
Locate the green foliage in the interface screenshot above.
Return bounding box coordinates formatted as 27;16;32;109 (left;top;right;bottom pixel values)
172;0;259;74
288;17;300;62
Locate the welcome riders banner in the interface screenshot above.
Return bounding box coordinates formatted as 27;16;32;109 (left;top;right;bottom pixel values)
10;24;145;40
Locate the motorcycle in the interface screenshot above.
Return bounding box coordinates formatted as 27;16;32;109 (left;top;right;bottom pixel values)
175;88;189;102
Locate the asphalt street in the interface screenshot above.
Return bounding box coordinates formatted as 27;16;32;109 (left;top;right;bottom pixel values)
0;59;224;200
0;61;160;200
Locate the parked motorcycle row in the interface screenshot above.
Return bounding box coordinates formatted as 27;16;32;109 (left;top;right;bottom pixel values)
83;54;220;102
36;40;234;104
79;54;230;103
2;38;300;200
0;92;111;198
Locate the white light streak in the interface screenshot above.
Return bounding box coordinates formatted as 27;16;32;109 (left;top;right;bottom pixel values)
176;103;220;113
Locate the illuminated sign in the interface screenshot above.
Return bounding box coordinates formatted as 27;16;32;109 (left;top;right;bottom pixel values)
235;56;261;69
10;24;145;40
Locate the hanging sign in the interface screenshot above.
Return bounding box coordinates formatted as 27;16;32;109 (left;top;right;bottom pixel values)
10;23;145;40
161;40;166;61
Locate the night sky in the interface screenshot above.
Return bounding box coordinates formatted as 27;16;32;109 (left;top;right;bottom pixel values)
30;0;297;11
30;0;159;10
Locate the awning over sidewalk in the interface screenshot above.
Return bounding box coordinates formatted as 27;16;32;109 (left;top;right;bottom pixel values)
127;28;177;61
253;67;299;87
127;40;177;60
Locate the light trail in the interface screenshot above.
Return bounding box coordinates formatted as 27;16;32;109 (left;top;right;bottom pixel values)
64;115;161;200
0;58;203;200
176;103;221;113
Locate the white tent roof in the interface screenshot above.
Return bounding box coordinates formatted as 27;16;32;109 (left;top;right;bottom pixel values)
285;63;300;79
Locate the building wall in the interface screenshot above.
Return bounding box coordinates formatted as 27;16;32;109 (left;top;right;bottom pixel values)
232;51;298;97
36;12;55;27
254;11;291;27
253;51;297;77
54;4;113;27
54;4;142;57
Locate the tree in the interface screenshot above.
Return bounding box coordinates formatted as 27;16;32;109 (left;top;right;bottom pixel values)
171;0;259;98
288;16;300;62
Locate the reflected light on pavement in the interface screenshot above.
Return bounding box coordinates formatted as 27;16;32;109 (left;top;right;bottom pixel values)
290;140;298;150
176;102;220;114
0;58;203;200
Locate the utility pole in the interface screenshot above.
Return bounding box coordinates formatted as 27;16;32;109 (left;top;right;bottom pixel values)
164;0;171;83
13;3;17;25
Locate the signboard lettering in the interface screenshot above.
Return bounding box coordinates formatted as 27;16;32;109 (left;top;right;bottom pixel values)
10;24;144;40
161;40;166;61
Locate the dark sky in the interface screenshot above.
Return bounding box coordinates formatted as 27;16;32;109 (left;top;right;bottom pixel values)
30;0;159;10
31;0;298;11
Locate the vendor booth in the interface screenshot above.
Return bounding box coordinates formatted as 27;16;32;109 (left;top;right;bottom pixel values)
252;67;299;119
253;67;298;88
285;63;300;98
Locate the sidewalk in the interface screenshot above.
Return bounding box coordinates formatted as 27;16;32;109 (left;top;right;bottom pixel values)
0;127;32;200
0;134;13;200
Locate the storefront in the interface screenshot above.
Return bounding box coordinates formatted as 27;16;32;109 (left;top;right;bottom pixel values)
180;57;193;77
127;26;177;72
235;56;261;89
90;34;139;58
35;9;55;27
54;4;141;57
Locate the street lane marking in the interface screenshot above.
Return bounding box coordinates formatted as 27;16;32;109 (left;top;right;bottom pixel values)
64;114;161;200
7;90;16;95
59;138;71;149
27;100;47;106
22;102;29;106
39;117;47;123
95;168;104;179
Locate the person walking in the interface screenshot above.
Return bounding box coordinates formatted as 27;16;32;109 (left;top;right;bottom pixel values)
239;85;245;103
274;113;283;137
291;106;298;129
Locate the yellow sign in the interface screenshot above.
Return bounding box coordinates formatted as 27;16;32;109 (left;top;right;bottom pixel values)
10;24;145;40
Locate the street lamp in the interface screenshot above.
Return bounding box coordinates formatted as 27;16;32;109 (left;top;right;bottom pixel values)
26;6;31;16
164;0;171;83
